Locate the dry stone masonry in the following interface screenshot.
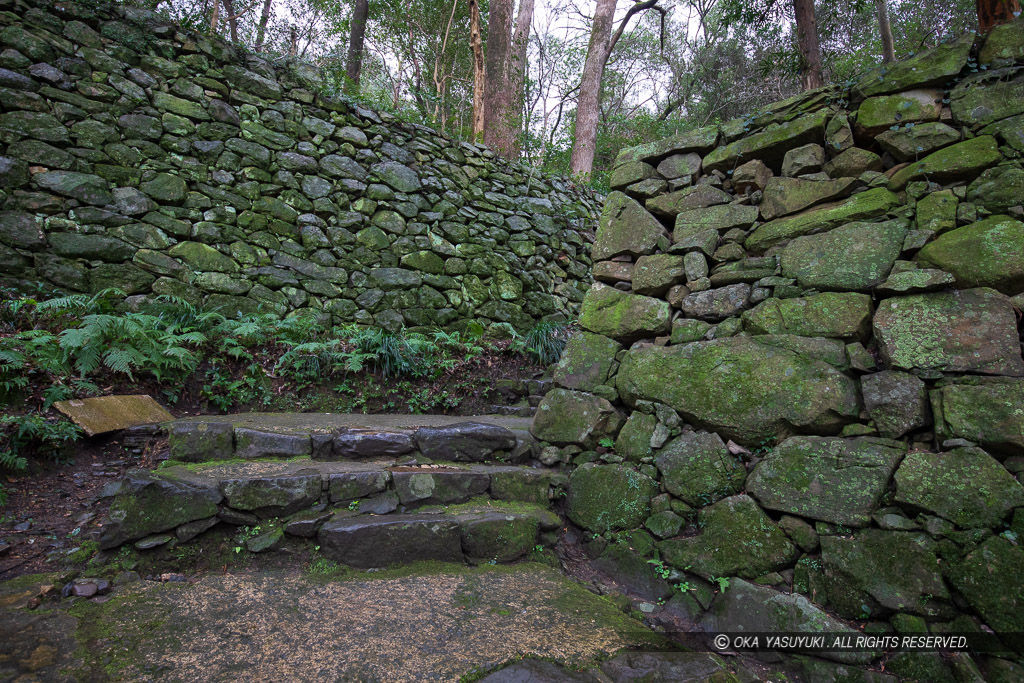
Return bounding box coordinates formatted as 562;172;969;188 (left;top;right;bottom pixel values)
533;19;1024;675
0;0;599;332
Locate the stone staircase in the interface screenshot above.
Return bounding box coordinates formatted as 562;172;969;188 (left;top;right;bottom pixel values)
99;413;566;569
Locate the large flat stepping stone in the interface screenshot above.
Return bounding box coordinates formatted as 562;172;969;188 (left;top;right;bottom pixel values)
168;413;534;463
317;507;558;568
99;459;566;550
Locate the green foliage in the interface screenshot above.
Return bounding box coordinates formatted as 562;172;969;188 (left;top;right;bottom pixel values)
0;412;82;476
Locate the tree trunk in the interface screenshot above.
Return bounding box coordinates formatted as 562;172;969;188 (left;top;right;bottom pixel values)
289;25;298;57
504;0;535;155
223;0;239;42
874;0;895;62
345;0;370;92
468;0;486;140
977;0;1021;32
792;0;823;90
568;0;617;178
483;0;516;156
254;0;273;52
209;0;220;33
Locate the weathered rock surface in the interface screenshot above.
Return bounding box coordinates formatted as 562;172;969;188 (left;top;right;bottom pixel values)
567;464;658;533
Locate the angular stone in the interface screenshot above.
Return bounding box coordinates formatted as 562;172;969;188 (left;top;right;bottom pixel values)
655;431;745;507
531;388;623;448
873;289;1024;376
656;152;701;179
566;464;658;533
392;470;490;506
780;219;907;291
141;173;188;204
318;514;463;568
759;177;859;221
856;90;942;134
732;159;772;193
592;260;633;284
680;283;751;321
370;267;421;289
932;379;1024;456
888;136;1002;190
323;431;414;459
876;268;955;295
616;337;859;445
592;192;667;261
821;530;950;619
327;471;390;503
221;474;321;518
748;436;906;526
950;67;1024;128
659;495;797;579
168;420;234;462
853;32;972;99
753;334;847;367
894;447;1024;528
915;189;958;234
34;171;112;205
632;254;685;296
966;164;1024;216
646;184;730;217
399;250;445;275
949;536;1024;634
742;292;873;340
176;516;219;542
822;147;882;178
372;161;420;193
614;411;658;462
553;332;623;392
613;125;720;167
578;283;671;343
0;211;44;249
234;428;311;459
703;109;829;174
782;143;825;177
609;160;656;189
862;371;930;438
674;204;759;236
100;469;222;549
916;217;1024;295
876;122;961;162
460;513;539;563
414;422;517;462
168;242;239;273
746;188;901;252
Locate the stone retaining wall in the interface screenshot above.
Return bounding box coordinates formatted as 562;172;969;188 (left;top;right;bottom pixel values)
0;0;599;332
532;21;1024;675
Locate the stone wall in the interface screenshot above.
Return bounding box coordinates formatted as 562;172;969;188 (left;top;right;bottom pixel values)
0;0;598;332
532;21;1024;674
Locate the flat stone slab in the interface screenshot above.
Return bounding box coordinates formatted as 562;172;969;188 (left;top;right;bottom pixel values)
169;413;534;463
0;567;665;682
54;395;174;436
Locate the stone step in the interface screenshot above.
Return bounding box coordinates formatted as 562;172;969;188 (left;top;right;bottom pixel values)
317;506;561;568
167;413;537;464
99;457;566;551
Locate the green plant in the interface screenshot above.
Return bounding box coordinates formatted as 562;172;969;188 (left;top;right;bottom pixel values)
518;321;570;366
0;412;81;472
710;576;730;592
647;558;672;580
597;436;615;449
347;500;360;511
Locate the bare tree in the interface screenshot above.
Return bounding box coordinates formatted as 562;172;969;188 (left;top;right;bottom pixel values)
874;0;895;62
569;0;664;177
254;0;273;51
345;0;370;91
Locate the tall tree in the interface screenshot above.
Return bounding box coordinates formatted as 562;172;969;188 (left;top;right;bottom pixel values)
483;0;517;155
254;0;273;51
874;0;895;62
468;0;486;139
345;0;370;91
976;0;1021;31
792;0;823;88
569;0;664;177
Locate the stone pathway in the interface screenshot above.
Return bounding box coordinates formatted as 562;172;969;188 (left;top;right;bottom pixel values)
0;565;735;682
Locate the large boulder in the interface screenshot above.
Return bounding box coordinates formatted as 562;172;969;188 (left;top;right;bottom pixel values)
592;192;668;260
916;216;1024;295
747;437;906;527
821;530;951;619
700;579;870;665
888;136;1001;189
317;514;463;568
617;337;859;445
861;371;931;439
949;536;1024;635
759;176;859;221
655;431;746;507
742;292;873;340
659;495;797;579
873;289;1024;376
702;109;829;174
894;447;1024;528
391;470;491;506
566;464;658;533
99;469;222;549
965;164;1024;215
220;474;322;518
578;283;671;343
780;219;907;291
531;388;623;447
413;422;517;462
853;32;972;98
932;379;1024;456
